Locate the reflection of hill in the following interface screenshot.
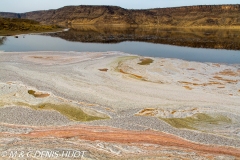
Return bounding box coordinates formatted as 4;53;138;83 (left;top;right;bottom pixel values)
46;26;240;50
0;37;6;45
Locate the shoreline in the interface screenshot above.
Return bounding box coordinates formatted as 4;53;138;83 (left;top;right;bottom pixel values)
2;24;240;37
0;28;64;36
70;24;240;30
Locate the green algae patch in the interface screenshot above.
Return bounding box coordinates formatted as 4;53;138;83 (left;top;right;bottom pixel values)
116;56;138;62
0;101;5;107
160;113;232;130
138;58;154;65
16;102;108;121
36;103;106;121
114;56;138;68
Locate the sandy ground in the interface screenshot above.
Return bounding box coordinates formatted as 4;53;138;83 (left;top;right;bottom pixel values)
0;51;240;159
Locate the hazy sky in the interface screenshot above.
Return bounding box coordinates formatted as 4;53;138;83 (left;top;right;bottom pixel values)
0;0;239;13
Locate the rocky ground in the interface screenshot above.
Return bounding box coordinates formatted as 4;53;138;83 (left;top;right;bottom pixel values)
0;51;240;159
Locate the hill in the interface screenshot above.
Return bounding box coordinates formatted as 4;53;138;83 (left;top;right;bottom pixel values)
0;18;60;35
0;5;240;27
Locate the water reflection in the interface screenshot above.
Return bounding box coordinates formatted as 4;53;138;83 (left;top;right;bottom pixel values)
1;28;239;64
45;25;240;50
0;37;6;45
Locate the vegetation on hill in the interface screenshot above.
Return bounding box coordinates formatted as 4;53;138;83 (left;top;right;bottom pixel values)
0;18;61;35
1;5;239;28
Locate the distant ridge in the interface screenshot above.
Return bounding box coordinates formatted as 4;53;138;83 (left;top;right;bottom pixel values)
0;4;240;27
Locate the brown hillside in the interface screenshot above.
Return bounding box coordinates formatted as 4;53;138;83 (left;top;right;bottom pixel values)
0;5;240;27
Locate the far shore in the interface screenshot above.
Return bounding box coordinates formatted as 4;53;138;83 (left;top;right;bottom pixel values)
0;28;64;36
69;24;240;30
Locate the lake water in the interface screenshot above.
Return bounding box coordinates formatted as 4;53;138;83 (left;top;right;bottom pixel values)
0;27;240;64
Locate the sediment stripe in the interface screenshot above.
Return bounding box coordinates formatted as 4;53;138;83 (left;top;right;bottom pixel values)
12;125;240;157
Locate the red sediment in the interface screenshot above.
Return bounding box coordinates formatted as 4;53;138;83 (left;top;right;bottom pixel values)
119;69;143;79
187;68;196;70
8;125;239;157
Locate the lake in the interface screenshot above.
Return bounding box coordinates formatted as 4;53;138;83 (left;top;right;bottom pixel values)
0;26;240;64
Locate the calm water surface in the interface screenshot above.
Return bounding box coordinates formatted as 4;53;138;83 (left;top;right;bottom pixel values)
0;33;240;64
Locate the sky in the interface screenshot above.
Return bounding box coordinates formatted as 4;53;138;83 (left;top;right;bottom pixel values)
0;0;239;13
